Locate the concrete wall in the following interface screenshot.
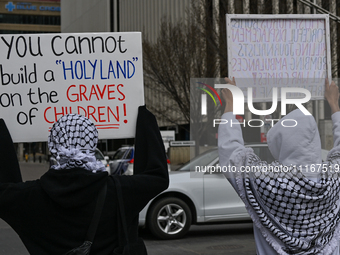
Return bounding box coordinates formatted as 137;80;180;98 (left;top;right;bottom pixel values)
61;0;110;32
119;0;190;42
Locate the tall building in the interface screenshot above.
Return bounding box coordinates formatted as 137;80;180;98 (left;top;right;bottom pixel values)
0;0;60;34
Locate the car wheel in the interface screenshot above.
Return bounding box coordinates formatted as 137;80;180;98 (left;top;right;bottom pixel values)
147;197;192;239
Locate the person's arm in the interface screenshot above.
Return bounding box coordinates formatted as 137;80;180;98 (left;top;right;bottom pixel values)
218;112;245;189
325;78;340;115
324;79;340;150
218;77;247;189
118;105;169;213
0;119;22;183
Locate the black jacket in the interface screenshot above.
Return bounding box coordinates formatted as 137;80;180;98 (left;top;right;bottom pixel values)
0;106;169;254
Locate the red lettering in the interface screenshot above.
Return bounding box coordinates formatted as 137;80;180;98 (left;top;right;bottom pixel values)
87;106;97;122
44;107;53;124
89;85;100;101
54;107;65;122
65;106;72;114
107;106;119;122
67;85;78;102
96;84;106;99
79;85;88;101
98;106;106;122
107;84;115;100
117;84;125;101
77;106;87;117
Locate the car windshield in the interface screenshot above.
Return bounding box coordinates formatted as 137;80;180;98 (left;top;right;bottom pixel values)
179;149;219;171
112;148;129;160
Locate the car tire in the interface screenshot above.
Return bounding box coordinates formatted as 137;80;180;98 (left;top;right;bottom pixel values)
147;197;192;240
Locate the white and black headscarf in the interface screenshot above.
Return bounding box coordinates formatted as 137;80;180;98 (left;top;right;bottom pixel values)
230;110;340;255
48;114;105;173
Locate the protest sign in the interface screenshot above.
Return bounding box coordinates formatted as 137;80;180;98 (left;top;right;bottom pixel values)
226;14;331;101
0;32;144;142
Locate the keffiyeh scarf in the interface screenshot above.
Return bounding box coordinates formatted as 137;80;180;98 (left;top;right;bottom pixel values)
48;114;105;173
232;148;340;255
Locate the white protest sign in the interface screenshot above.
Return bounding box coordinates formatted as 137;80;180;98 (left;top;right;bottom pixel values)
226;14;331;101
0;32;144;143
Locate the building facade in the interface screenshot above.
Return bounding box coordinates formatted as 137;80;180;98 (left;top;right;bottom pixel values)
0;0;60;34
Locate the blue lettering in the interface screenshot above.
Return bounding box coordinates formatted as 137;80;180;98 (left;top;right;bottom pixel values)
39;6;60;12
107;60;116;79
88;60;97;79
75;61;83;79
83;60;91;79
62;61;74;80
127;61;135;78
100;60;107;79
117;61;126;79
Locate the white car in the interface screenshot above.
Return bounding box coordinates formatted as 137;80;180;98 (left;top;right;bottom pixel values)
94;148;110;173
139;144;330;240
109;146;171;175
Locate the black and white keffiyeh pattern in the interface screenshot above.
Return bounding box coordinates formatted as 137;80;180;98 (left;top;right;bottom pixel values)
48;114;105;173
232;148;340;255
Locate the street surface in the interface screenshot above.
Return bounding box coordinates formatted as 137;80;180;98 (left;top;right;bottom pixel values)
0;162;256;255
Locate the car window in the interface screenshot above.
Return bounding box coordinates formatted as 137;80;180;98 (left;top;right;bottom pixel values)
112;149;128;160
126;149;133;160
95;150;104;160
252;147;261;157
179;149;219;171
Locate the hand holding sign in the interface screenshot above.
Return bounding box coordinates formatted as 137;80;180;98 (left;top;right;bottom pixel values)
222;77;235;113
325;78;340;114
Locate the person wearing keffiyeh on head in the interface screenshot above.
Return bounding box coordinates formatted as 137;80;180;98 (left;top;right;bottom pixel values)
218;78;340;255
0;105;169;255
48;114;106;173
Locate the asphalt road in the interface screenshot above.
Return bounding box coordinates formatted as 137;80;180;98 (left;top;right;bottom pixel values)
0;162;256;255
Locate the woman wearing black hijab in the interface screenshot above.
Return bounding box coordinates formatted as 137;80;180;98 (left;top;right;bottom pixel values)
0;105;169;254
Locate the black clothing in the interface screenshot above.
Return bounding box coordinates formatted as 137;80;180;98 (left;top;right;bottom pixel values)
0;106;169;254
